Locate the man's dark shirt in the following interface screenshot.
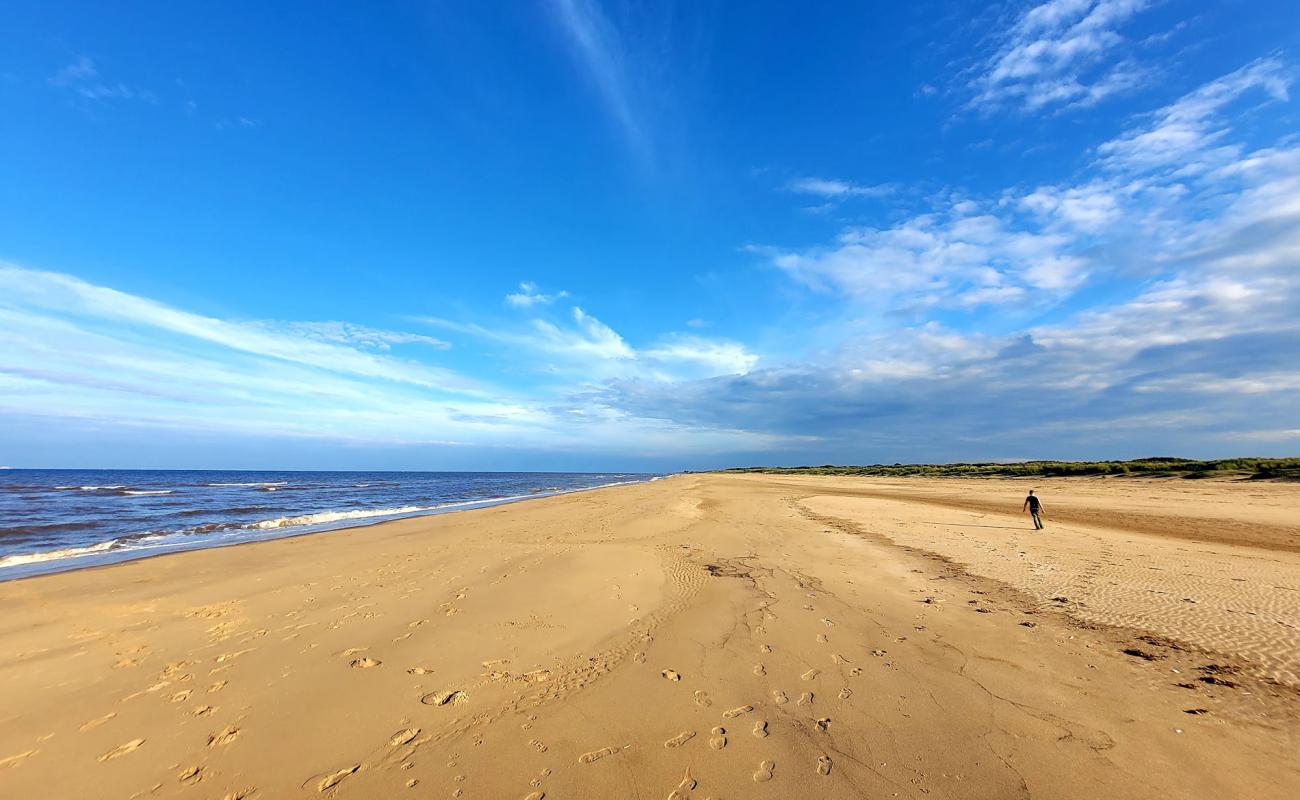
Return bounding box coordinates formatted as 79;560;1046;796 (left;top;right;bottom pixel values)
1026;495;1041;512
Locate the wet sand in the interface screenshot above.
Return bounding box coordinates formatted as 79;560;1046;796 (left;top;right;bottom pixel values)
1;473;1298;798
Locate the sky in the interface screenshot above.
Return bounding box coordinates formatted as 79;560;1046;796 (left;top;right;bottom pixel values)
2;0;1299;471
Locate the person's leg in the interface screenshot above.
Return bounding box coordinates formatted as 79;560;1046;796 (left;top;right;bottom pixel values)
1033;511;1043;529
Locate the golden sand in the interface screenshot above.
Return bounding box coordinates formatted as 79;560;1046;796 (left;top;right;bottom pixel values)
1;473;1298;798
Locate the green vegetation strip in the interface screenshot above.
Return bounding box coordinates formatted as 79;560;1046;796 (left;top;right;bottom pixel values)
720;457;1300;480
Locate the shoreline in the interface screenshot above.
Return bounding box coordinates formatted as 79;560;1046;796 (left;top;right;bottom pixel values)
2;473;1296;798
0;474;662;582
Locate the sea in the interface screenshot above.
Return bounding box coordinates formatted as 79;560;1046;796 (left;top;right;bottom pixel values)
0;469;659;580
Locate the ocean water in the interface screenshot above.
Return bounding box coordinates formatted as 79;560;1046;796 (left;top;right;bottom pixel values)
0;470;658;580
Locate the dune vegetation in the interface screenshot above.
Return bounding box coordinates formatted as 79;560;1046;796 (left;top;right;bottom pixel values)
721;457;1300;480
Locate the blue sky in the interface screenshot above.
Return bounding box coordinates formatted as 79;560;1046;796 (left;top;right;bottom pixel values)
2;0;1299;470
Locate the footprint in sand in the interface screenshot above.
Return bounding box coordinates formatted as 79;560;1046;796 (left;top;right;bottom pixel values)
802;669;820;681
821;618;834;627
661;669;682;682
815;717;831;732
178;765;204;785
667;768;696;800
664;731;696;749
760;644;773;654
389;728;420;747
753;664;766;676
772;690;789;705
351;657;381;669
694;690;713;707
524;792;545;800
207;726;240;747
831;654;850;665
753;720;769;738
408;667;434;675
633;652;647;664
838;688;853;700
578;746;618;764
169;690;192;703
421;690;467;706
709;727;727;750
97;739;145;762
723;705;753;719
209;680;228;693
752;759;776;782
192;705;215;717
817;755;833;776
79;712;116;732
0;750;37;769
816;633;828;644
316;765;359;792
215;649;254;664
798;692;814;706
529;739;549;753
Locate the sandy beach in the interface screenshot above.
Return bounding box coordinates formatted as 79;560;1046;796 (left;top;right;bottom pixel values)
2;473;1298;799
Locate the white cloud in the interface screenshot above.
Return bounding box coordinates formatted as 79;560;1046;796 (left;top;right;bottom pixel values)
1096;57;1291;173
972;0;1155;113
506;281;569;307
533;307;635;361
786;177;894;199
424;305;757;382
765;204;1089;309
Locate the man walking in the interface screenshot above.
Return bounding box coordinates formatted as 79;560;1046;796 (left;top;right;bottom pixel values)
1023;490;1045;530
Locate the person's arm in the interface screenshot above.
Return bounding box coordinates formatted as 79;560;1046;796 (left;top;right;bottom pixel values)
1022;498;1029;512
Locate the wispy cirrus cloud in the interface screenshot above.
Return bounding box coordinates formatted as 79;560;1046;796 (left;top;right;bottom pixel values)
546;0;649;156
0;264;777;456
48;55;157;103
971;0;1156;113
